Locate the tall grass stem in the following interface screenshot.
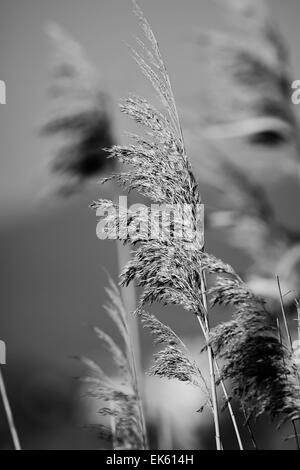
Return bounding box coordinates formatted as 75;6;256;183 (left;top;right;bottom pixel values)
0;368;21;450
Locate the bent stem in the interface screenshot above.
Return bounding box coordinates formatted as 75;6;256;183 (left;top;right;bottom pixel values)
196;301;244;450
277;277;293;350
214;361;244;450
0;367;21;450
199;271;222;450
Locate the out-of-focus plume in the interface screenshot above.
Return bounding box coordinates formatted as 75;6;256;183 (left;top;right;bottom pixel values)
41;23;115;197
189;0;300;302
198;0;299;180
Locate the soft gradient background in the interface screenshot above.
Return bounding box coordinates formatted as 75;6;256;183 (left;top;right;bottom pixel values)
0;0;300;449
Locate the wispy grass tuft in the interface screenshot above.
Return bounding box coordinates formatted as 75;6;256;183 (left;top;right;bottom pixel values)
141;311;211;409
81;278;147;449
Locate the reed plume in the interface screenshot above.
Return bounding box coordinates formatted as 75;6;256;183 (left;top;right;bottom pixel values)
92;0;300;448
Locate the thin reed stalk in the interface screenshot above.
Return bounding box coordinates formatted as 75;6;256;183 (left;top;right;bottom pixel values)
0;368;21;450
297;300;300;345
277;276;294;351
199;272;221;450
115;206;143;384
196;312;243;450
124;300;148;449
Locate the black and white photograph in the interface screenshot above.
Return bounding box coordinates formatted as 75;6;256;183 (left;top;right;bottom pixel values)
1;0;300;453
